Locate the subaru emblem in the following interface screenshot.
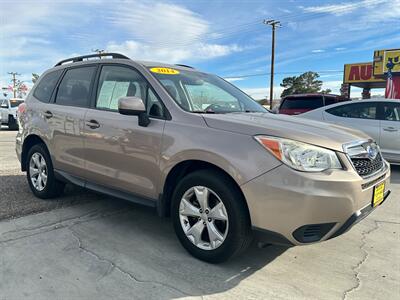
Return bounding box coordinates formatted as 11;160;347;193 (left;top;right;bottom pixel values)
367;145;378;160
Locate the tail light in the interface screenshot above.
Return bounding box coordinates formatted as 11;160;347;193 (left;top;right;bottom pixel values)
18;103;26;115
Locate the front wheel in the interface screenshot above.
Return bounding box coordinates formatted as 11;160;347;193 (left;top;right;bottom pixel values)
172;170;252;263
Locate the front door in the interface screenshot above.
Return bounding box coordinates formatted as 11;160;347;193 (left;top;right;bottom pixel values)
378;102;400;163
83;65;166;199
324;101;381;144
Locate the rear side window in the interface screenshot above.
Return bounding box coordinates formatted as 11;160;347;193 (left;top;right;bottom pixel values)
33;70;63;103
55;67;96;107
327;102;377;119
9;100;24;107
281;97;323;109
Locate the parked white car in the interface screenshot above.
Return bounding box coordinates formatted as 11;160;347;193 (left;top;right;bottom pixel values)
0;98;24;130
299;98;400;164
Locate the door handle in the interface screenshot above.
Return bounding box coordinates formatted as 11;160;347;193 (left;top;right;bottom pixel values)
86;119;100;129
383;127;398;132
43;111;53;119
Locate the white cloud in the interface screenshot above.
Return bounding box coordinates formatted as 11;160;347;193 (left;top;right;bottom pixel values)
301;0;385;16
224;77;245;82
106;40;242;63
109;2;209;45
106;1;243;62
311;49;325;53
335;47;346;51
241;86;284;100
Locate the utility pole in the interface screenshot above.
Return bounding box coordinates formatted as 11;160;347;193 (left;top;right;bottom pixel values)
8;72;21;98
263;19;281;109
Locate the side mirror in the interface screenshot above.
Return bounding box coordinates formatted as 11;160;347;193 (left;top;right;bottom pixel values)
118;96;150;127
1;103;8;108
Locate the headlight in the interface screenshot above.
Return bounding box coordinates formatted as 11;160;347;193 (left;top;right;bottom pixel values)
254;136;342;172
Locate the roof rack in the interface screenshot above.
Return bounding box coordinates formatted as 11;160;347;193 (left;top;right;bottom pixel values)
175;64;195;69
54;53;130;67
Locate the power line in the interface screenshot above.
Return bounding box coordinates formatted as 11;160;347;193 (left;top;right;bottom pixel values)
132;0;382;50
224;70;343;79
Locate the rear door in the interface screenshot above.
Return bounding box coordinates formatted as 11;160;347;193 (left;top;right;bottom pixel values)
50;65;97;177
324;102;380;143
378;101;400;162
83;64;166;199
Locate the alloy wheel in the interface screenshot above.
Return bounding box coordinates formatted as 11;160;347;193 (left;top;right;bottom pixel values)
29;152;48;191
179;186;229;250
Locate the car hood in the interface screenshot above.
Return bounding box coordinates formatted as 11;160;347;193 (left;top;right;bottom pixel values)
202;112;370;152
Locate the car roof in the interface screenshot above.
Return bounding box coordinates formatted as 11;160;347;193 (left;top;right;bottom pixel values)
303;98;400;113
50;53;196;73
283;93;340;99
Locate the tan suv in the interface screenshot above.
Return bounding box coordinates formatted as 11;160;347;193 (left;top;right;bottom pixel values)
16;53;391;263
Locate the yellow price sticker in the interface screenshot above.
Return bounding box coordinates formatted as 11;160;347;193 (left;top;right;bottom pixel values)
150;67;180;75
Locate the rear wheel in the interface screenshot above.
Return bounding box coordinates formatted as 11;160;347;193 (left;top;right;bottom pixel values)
8;115;18;130
172;170;252;263
27;144;65;199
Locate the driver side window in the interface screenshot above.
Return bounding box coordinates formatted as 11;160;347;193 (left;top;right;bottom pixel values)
96;65;164;118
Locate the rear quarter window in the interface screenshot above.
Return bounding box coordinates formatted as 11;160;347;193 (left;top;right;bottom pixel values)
33;69;63;103
281;97;323;109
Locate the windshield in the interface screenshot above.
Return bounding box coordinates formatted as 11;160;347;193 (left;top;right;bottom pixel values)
10;100;24;108
148;67;266;113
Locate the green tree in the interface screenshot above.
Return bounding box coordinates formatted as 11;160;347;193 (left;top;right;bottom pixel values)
280;71;329;97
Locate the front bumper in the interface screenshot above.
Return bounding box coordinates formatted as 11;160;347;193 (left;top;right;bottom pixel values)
241;161;391;246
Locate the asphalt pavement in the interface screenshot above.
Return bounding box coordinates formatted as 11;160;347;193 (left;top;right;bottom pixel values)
0;128;399;299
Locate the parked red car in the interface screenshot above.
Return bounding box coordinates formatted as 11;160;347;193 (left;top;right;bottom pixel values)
279;94;348;115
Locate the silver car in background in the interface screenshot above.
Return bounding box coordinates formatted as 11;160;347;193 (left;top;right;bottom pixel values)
299;98;400;164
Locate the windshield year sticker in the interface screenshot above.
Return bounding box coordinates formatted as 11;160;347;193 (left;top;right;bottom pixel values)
150;67;180;75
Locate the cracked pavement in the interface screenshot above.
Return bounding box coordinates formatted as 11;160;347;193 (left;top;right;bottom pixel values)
0;130;399;299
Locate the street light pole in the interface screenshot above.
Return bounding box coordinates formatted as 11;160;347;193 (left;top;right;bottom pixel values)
263;20;281;109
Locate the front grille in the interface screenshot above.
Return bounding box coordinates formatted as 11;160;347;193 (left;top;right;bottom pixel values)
344;141;385;178
351;153;384;177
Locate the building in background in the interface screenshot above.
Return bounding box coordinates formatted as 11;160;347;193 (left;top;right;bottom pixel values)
341;62;385;99
373;49;400;99
341;48;400;100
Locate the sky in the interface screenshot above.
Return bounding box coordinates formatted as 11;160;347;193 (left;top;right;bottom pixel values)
1;0;399;99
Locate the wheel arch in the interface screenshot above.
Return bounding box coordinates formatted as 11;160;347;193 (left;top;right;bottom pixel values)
158;160;251;222
21;135;49;171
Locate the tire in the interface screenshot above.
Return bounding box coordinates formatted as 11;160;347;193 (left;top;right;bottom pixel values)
8;115;18;130
26;143;65;199
172;170;252;263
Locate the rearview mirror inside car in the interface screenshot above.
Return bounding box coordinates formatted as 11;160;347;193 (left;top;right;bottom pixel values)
118;96;150;127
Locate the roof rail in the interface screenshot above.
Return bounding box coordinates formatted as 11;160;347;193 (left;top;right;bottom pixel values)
54;53;130;67
175;64;195;69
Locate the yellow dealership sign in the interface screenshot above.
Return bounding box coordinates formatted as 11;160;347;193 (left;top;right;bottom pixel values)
373;49;400;77
344;62;384;84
